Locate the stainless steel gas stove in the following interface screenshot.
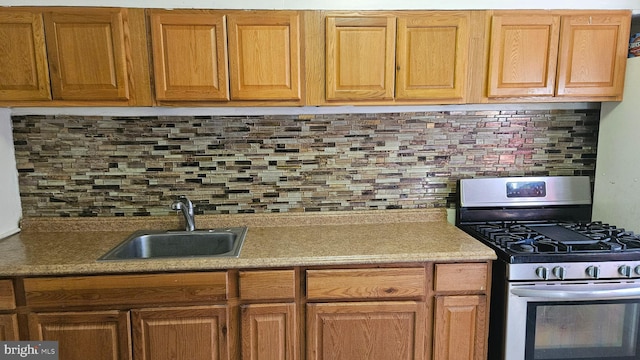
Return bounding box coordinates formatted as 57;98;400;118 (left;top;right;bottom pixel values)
456;176;640;360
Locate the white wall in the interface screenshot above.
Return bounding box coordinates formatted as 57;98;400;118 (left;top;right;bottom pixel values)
0;0;638;9
593;58;640;232
0;109;21;238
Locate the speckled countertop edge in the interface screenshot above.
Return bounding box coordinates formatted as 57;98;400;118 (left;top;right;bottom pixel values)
0;209;496;277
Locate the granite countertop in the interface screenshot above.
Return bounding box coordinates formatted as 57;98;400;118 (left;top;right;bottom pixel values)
0;209;496;276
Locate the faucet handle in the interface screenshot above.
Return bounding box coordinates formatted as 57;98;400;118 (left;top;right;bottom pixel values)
171;196;196;231
171;196;193;211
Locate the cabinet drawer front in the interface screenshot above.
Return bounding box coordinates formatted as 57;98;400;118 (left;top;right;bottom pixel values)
306;268;426;300
239;270;296;301
434;263;488;292
24;272;228;309
0;280;15;310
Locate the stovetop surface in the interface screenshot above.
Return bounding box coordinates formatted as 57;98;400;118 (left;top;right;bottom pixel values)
456;176;640;264
458;221;640;264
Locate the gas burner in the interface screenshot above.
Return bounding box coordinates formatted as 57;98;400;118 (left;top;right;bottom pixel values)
465;221;640;256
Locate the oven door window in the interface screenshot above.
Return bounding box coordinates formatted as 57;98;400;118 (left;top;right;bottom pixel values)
525;300;640;360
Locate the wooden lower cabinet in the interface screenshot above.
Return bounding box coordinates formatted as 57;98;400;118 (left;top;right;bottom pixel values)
241;303;298;360
17;262;491;360
307;301;428;360
433;295;487;360
0;314;19;340
28;310;132;360
132;306;229;360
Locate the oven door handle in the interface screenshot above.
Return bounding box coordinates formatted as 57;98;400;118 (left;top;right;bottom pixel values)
511;284;640;299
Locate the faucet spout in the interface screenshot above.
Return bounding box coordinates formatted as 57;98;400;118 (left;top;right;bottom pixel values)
171;196;196;231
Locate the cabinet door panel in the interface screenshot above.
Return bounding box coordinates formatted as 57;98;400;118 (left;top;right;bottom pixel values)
150;11;229;101
396;12;470;100
325;16;396;101
241;303;298;360
28;311;132;360
0;279;15;310
487;13;560;97
44;8;129;101
133;306;229;360
556;12;630;97
307;301;427;360
227;12;301;101
0;314;19;341
433;295;487;360
0;10;51;101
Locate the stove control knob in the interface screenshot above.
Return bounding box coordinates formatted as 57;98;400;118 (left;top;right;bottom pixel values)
535;267;549;280
619;265;632;278
635;266;640;276
586;266;601;279
552;266;566;280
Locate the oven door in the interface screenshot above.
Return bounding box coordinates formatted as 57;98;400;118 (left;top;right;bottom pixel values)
505;280;640;360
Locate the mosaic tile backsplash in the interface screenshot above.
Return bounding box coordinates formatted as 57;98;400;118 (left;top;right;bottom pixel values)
12;109;599;217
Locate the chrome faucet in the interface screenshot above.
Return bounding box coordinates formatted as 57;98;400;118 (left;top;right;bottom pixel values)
171;196;196;231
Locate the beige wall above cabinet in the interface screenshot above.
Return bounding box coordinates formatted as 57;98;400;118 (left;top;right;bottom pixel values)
312;11;478;105
149;10;303;105
0;7;152;106
486;10;631;102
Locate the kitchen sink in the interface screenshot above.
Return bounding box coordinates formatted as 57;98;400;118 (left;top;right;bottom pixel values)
99;227;248;260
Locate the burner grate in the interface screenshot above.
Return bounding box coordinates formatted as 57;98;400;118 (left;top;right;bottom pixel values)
465;221;640;255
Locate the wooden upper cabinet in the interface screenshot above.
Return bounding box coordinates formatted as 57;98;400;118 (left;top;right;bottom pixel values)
325;16;396;101
0;7;151;106
486;10;630;100
44;8;130;101
149;10;229;102
556;12;630;98
396;12;470;100
0;10;51;101
487;13;560;97
227;11;301;101
323;12;473;103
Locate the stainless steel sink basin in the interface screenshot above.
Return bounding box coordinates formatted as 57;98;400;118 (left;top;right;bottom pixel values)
99;227;247;260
